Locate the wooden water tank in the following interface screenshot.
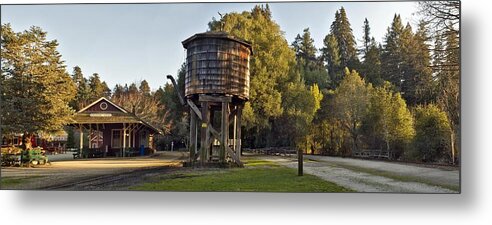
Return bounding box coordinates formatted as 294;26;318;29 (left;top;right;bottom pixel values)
182;32;252;101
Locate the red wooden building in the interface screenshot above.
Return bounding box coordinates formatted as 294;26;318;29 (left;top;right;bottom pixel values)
68;97;162;157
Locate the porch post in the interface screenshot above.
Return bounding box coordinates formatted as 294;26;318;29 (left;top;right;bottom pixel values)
122;123;126;157
79;126;84;158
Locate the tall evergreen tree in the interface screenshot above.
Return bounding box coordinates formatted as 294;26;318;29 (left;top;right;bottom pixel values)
321;34;341;88
1;24;76;143
139;79;151;95
88;73;106;101
330;7;359;70
435;29;460;163
292;28;329;89
101;81;111;98
362;38;383;86
70;66;91;110
412;21;435;104
381;14;405;90
362;18;371;57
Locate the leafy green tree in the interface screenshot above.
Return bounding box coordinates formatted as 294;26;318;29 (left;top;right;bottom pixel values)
365;82;415;158
333;68;370;153
208;5;297;146
413;104;452;162
1;24;76;147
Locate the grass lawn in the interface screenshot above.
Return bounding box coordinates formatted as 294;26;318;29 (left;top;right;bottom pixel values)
0;176;40;189
131;158;352;192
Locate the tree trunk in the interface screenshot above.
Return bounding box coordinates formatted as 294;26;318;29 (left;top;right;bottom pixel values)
21;132;33;151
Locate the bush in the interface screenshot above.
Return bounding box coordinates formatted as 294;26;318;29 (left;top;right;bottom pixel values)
413;104;452;162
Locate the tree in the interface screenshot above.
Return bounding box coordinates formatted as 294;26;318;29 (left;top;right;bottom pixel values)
364;82;415;158
1;24;76;148
113;84;125;99
69;66;91;110
361;18;371;57
112;82;171;134
413;104;452;162
329;7;359;71
411;21;435;105
417;1;460;39
139;79;151;96
333;68;370;154
435;29;460;164
279;81;323;149
292;28;330;89
321;34;341;88
361;38;383;86
359;18;382;86
208;5;297;146
381;16;434;106
156;63;188;150
88;73;107;101
381;14;405;90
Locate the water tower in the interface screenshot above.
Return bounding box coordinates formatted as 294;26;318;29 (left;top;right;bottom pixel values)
169;31;252;166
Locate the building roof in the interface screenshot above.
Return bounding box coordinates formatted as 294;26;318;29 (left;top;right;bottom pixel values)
68;97;162;134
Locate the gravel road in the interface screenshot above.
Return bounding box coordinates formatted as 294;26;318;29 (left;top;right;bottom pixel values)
258;155;460;193
1;151;187;190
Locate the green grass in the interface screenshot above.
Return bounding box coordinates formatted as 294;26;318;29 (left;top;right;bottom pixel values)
330;163;460;192
0;176;40;189
132;158;351;192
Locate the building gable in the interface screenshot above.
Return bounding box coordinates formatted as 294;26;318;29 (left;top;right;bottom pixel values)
78;97;128;114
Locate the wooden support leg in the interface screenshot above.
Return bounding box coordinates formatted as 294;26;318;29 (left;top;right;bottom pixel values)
236;105;243;160
190;108;197;166
200;101;209;166
220;101;229;163
233;106;237;157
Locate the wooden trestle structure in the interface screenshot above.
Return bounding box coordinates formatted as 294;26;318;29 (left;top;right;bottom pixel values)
168;31;252;167
187;95;243;166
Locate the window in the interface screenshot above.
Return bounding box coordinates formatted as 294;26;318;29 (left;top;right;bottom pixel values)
112;130;121;148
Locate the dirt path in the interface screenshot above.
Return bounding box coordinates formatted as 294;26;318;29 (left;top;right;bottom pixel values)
1;151;187;190
258;155;460;193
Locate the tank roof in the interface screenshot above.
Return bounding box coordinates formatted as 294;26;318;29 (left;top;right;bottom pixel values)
182;31;253;54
